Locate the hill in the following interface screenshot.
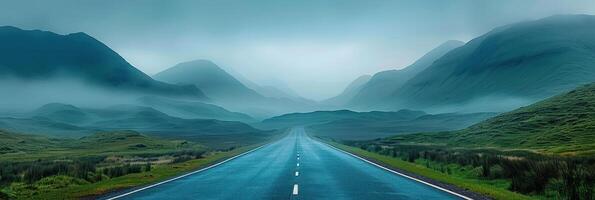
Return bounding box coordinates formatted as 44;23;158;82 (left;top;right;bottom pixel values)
346;40;464;109
260;109;425;129
390;15;595;112
260;109;495;140
309;112;496;140
137;96;254;122
0;26;206;99
0;103;268;146
392;83;595;156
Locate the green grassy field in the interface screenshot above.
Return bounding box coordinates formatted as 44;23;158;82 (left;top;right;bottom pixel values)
0;129;279;199
3;145;258;200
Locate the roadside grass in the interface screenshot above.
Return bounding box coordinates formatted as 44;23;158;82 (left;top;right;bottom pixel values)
3;145;259;200
0;129;286;200
327;141;536;200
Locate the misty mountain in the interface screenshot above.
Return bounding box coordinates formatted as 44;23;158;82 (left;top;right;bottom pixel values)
0;103;263;138
345;40;464;109
154;60;262;102
308;112;496;140
225;67;313;103
137;96;254;122
154;60;318;118
393;82;595;156
259;109;496;140
322;75;371;106
0;26;206;99
259;109;425;129
388;15;595;112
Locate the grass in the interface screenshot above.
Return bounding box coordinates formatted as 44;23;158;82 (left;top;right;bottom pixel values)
326;141;535;200
2;144;261;200
19;146;256;199
0;129;282;199
391;83;595;156
0;130;205;162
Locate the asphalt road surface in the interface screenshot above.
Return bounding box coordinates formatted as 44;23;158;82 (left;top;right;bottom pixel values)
107;127;464;200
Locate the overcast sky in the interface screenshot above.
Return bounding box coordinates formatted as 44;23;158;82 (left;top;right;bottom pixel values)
1;0;595;100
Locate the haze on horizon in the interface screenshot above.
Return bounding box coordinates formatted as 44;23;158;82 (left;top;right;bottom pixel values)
1;0;595;100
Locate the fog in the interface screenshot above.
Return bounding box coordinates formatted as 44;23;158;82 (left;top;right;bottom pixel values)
0;77;140;113
421;95;538;114
2;0;595;100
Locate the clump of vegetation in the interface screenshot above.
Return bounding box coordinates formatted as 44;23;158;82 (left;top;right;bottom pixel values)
348;141;595;199
0;130;213;199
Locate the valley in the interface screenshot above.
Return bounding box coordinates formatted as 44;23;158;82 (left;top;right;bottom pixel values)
0;6;594;200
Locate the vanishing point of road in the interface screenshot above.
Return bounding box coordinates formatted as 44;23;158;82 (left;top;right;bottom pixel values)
104;127;466;200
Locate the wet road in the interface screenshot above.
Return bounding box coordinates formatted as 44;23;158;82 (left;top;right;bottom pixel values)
108;127;463;200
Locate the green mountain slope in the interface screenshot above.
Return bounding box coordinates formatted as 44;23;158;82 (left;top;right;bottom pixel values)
347;40;464;109
391;15;595;112
392;83;595;156
0;26;205;99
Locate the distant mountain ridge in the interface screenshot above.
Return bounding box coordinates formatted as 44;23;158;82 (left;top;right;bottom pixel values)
0;103;262;138
154;60;318;118
322;75;371;106
154;60;262;102
0;26;206;99
259;109;496;140
388;15;595;112
137;96;254;122
343;40;464;109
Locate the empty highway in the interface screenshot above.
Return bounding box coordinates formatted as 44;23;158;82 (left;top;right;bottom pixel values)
106;127;465;200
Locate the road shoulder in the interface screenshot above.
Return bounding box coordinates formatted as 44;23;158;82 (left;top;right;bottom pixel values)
317;139;498;200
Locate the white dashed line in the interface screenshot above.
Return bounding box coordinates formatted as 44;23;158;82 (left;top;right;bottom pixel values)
295;171;299;176
292;184;299;195
297;163;300;167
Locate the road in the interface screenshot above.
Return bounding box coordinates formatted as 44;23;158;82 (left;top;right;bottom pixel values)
107;127;464;200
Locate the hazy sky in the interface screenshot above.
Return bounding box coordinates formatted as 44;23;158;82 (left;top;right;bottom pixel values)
1;0;595;100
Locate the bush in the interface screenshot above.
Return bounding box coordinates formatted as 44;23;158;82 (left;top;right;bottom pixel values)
348;141;595;199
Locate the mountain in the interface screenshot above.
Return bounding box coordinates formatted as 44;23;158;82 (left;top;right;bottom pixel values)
154;60;261;102
259;109;425;129
0;103;265;140
0;26;206;99
259;109;495;140
137;96;254;122
154;60;318;118
346;40;464;109
322;75;371;106
0;116;94;138
225;67;313;103
88;105;261;136
392;83;595;156
389;15;595;112
308;112;496;140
